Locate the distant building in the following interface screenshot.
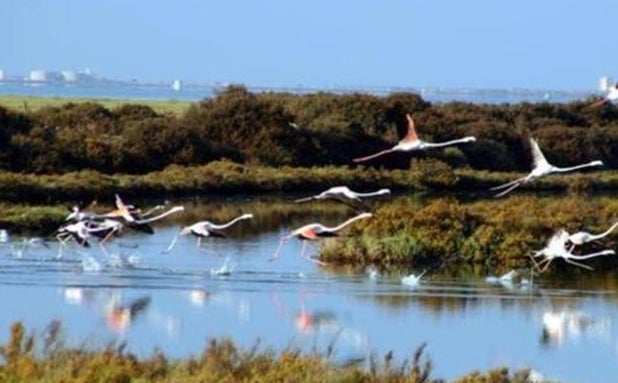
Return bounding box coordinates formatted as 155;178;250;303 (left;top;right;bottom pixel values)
29;70;63;82
599;76;613;92
0;69;4;81
172;79;182;91
61;70;79;82
29;70;48;82
62;69;96;83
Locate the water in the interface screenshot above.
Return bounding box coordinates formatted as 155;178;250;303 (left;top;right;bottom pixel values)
0;80;598;104
0;199;617;383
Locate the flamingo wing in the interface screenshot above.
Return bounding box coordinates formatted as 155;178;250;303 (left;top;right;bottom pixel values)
299;229;318;240
529;137;550;168
404;114;419;142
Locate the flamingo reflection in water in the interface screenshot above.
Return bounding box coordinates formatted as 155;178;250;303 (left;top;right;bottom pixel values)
272;291;369;354
270;212;372;265
105;295;152;333
541;307;612;346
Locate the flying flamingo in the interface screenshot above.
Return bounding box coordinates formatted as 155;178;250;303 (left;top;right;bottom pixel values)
353;113;476;162
529;229;615;272
56;220;119;248
590;84;618;108
294;186;390;209
567;222;618;252
164;213;254;252
105;195;185;234
269;212;372;265
491;137;604;197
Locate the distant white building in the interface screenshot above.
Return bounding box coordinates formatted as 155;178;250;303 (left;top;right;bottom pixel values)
29;70;48;82
0;69;4;81
172;79;182;91
61;70;79;82
599;76;613;92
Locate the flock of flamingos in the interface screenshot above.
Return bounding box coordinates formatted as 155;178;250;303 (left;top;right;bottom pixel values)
48;95;618;276
4;85;616;275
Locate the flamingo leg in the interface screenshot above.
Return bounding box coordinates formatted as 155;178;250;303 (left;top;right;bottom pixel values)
99;242;110;257
528;252;545;270
100;228;117;245
300;241;327;266
299;241;308;259
162;235;179;254
538;257;554;273
494;181;523;197
196;237;210;253
490;178;523;191
564;258;594;271
269;239;286;262
569;243;576;253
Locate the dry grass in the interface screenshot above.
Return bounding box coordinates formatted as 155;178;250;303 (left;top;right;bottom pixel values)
0;95;191;116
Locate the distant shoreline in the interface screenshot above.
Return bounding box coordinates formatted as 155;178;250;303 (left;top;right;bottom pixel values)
0;81;598;104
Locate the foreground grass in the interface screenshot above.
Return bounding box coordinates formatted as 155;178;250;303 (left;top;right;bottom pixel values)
0;321;536;383
0;95;191;115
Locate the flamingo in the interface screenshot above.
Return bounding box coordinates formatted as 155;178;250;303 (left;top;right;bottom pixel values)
529;229;615;272
294;186;390;209
491;137;604;197
105;195;185;234
590;84;618;108
353;113;476;162
164;213;254;252
269;212;372;264
56;220;117;248
567;222;618;252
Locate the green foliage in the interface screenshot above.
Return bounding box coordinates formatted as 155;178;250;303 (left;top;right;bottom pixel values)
1;89;617;174
321;195;618;272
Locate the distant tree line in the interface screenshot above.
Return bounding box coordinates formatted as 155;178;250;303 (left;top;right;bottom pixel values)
1;85;617;174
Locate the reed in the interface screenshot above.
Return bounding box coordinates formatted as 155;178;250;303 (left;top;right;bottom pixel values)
0;321;538;383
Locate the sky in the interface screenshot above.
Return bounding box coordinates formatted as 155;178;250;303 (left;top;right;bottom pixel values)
2;0;617;91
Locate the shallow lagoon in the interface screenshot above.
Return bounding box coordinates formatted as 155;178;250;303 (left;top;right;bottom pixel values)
0;197;617;382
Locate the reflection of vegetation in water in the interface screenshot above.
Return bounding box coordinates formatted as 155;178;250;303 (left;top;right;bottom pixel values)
0;321;536;383
321;195;618;271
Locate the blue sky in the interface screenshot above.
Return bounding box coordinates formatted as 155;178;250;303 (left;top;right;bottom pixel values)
2;0;617;90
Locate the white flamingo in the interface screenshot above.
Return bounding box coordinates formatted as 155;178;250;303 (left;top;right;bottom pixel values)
56;220;117;248
590;84;618;108
294;186;390;208
567;222;618;252
164;213;253;252
529;229;615;272
269;212;372;265
104;196;184;234
353;113;476;162
491;137;604;197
